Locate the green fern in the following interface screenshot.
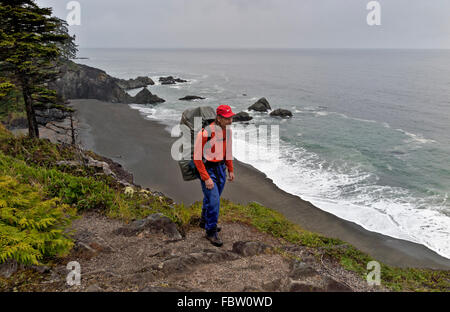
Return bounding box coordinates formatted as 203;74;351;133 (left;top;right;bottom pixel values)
0;175;76;265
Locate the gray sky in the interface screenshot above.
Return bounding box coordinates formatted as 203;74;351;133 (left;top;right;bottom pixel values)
36;0;450;49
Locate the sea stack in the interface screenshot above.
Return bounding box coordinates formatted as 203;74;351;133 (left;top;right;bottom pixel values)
248;97;271;112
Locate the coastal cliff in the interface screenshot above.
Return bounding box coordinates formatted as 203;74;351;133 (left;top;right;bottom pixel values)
49;60;164;105
0;117;448;291
1;60;165;131
1;60;449;292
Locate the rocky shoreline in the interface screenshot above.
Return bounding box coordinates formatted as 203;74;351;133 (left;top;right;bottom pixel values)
2;61;449;292
49;60;165;105
2;113;384;292
2;60;295;132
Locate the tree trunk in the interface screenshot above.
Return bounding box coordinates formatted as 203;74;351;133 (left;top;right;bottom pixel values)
22;85;39;138
70;113;75;145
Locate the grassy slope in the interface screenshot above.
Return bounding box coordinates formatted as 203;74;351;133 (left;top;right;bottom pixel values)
0;123;448;292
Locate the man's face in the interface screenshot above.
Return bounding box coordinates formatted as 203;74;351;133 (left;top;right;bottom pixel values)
217;115;233;128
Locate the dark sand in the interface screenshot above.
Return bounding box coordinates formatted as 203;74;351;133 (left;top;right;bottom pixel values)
71;99;450;270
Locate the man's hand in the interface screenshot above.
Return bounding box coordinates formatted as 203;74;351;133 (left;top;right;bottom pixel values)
228;171;235;182
205;178;214;190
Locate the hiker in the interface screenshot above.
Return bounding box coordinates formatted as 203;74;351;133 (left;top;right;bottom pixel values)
193;105;236;247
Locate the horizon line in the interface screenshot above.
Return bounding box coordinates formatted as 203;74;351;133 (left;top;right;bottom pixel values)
77;47;450;50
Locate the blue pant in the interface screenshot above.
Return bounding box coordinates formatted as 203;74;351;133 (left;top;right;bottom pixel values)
200;162;227;233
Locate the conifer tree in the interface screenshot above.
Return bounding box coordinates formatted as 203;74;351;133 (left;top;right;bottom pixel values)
0;0;76;138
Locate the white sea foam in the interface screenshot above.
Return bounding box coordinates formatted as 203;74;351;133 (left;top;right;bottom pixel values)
128;104;180;124
148;75;197;86
395;128;437;144
126;87;145;97
149;76;163;85
231;126;450;259
130;102;450;259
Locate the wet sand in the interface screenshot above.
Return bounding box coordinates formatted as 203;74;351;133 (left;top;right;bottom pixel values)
71;99;450;270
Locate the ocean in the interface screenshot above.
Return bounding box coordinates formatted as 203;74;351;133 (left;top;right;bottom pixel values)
76;48;450;259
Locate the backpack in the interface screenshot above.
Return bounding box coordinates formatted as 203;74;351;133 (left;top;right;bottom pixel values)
178;106;216;181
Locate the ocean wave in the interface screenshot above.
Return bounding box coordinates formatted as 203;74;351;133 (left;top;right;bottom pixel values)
149;76;163;86
126;87;145;97
128;104;180;124
395;128;437;144
231;128;450;259
312;111;438;145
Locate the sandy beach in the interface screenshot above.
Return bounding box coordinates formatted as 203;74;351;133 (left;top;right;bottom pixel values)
71;99;450;270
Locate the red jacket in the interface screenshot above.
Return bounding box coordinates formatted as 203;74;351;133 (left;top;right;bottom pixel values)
194;121;233;181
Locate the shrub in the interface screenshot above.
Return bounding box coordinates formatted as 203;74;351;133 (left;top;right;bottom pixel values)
0;175;76;265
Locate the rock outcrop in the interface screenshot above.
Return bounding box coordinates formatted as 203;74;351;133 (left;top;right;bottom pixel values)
133;87;165;104
48;60;164;104
270;108;293;118
35;106;72;125
178;95;205;101
248;97;271;112
49;61;132;103
232;241;271;256
1;116;28;130
232;111;253;122
114;76;155;90
286;260;353;292
113;213;182;240
0;260;18;279
159;76;188;85
55;147;134;186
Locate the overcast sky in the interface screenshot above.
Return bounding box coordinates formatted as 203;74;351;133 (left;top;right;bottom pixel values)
35;0;450;49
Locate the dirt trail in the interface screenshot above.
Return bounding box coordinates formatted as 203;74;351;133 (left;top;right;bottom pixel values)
6;116;384;292
34;212;382;292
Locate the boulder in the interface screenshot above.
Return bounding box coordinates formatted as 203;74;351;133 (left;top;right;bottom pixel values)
270;109;293;118
85;284;105;292
35;107;72;125
115;76;155;90
248;97;271;112
0;260;18;278
232;241;270;257
30;265;51;274
152;249;240;275
140;286;185;292
72;230;114;260
242;286;262;292
288;277;352;292
178;95;205;101
159;76;188;85
132;87;165;104
232;111;253;122
261;278;285;292
286;260;353;292
288;281;324;292
288;260;319;279
3;116;28;130
324;277;353;292
114;213;182;240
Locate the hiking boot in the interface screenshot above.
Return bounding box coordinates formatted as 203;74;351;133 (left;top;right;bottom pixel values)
205;232;223;247
199;219;221;232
